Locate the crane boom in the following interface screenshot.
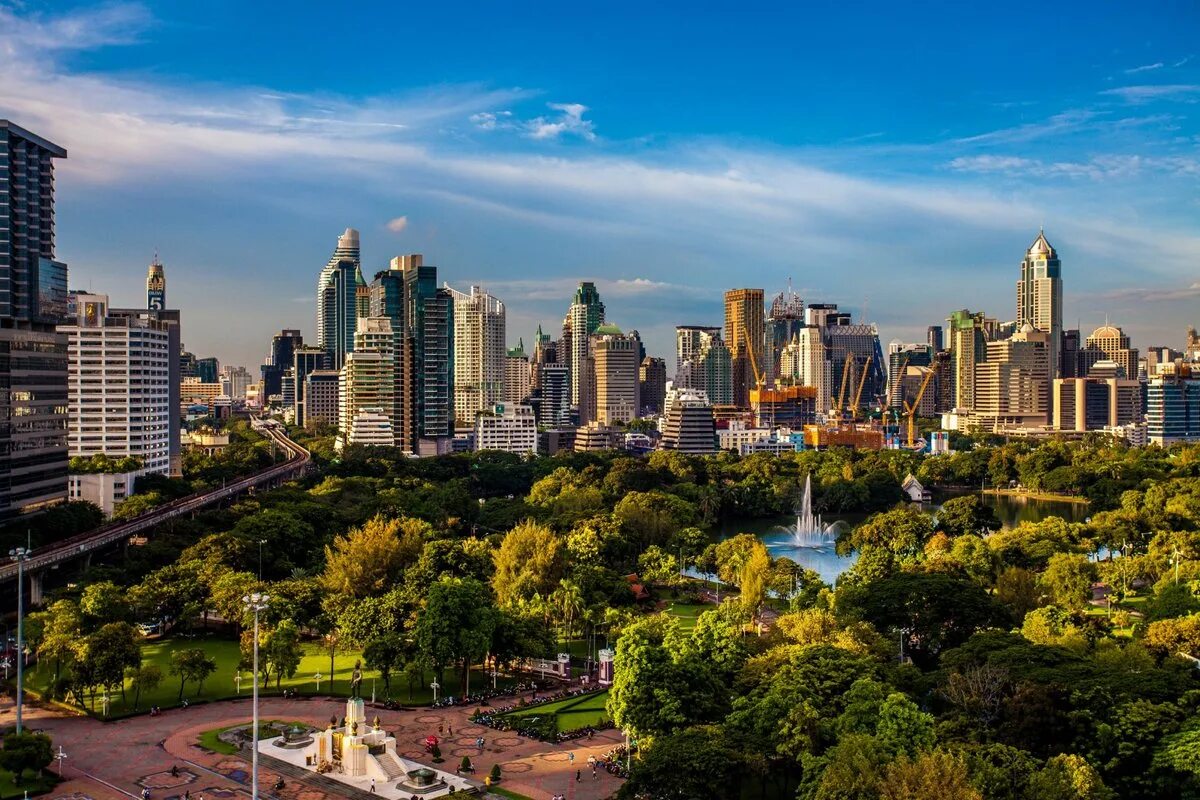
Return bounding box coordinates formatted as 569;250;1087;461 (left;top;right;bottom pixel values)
836;355;854;418
903;364;938;447
851;354;872;420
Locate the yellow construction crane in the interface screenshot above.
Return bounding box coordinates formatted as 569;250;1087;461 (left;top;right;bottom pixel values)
744;323;765;394
836;355;855;418
903;363;938;447
850;354;872;421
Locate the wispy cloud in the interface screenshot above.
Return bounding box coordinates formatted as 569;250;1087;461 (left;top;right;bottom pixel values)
1125;62;1164;75
526;103;596;141
1098;282;1200;303
386;215;409;233
948;154;1199;179
1101;84;1200;103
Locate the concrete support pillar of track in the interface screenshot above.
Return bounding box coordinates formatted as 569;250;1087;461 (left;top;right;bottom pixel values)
28;570;44;607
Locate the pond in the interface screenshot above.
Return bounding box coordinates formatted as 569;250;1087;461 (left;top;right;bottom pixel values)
718;491;1089;585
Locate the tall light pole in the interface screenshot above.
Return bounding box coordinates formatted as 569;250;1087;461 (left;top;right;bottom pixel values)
243;592;270;800
257;539;267;581
10;547;28;734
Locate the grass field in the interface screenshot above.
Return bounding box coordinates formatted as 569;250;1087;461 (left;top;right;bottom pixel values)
487;788;534;800
25;635;513;717
506;689;611;732
197;720;309;755
664;602;707;630
0;770;58;799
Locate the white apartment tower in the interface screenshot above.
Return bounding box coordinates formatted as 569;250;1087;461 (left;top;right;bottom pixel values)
339;317;396;446
449;285;506;425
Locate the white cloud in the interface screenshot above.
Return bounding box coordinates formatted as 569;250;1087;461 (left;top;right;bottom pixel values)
1098;282;1200;303
1125;62;1164;74
526;103;596;141
1101;84;1200;103
386;215;409;233
469;110;513;130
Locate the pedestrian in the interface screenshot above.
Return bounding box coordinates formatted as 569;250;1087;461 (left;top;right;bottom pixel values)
592;765;598;780
576;769;581;782
568;751;575;764
370;778;376;794
448;722;453;735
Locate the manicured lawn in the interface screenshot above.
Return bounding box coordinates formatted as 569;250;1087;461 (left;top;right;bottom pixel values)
197;720;309;755
26;635;514;717
505;689;611;732
488;788;534;800
664;602;707;630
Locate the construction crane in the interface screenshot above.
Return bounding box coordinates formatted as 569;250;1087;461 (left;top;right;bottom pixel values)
744;323;766;394
835;355;855;419
903;363;938;447
850;354;872;421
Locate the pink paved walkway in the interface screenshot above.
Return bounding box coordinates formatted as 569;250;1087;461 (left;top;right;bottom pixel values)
1;693;623;800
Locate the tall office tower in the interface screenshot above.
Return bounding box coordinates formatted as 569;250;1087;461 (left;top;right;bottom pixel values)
825;321;885;412
1187;327;1200;362
110;303;182;477
639;357;667;416
805;303;851;328
317;227;362;370
261;329;303;398
794;326;831;414
448;285;505;425
765;285;805;387
1081;324;1138;379
927;325;944;353
146;256;166;310
1060;329;1081;378
886;344;933;409
933;349;954;412
504;340;532;405
660;387;717;454
292;346;331;427
389;255;454;450
591;324;641;425
355;279;370;320
724;288;765;407
339;317;396;446
675;325;721;377
972;324;1051;430
0;121;70;516
567;282;605;406
63;293;171;513
196;356;219;384
947;309;991;412
674;325;731;404
1016;229;1063;378
537;363;571;427
1146;375;1200;445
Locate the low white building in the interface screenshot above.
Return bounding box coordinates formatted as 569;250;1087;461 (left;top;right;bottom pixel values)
474;404;537;455
740;437;799;456
68;470;143;517
337;408;394;450
717;420;772;452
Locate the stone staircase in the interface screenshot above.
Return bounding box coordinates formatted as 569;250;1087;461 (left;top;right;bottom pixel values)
375;751;407;781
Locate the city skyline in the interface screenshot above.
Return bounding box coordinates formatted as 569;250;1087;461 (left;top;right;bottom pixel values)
1;1;1198;369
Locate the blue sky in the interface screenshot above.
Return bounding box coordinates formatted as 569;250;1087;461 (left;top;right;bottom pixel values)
1;1;1198;368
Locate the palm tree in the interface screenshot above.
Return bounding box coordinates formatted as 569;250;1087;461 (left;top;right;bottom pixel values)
551;580;584;654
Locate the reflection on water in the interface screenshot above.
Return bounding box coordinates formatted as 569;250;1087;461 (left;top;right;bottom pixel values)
720;492;1089;585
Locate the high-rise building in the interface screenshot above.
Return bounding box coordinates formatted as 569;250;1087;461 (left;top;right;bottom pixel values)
1053;376;1142;432
1016;229;1063;379
639;357;667;416
262;329;303;398
339;317;397;447
448;285;505;425
219;365;253;400
1060;328;1081;378
660;387;716;454
196;356;219;384
567;282;605;407
886;344;933;409
724;288;765;407
111;304;182;476
947;309;991;412
504;340;532;405
292;346;331;427
63;293;171;514
1081;324;1138;379
536;363;571;427
304;370;340;427
0;120;70;516
592;324;641;425
972;324;1051;430
792;326;831;415
146;256;166;311
675;326;732;404
927;325;944;353
766;286;805;387
825;321;885;412
1146;375;1200;445
317;228;363;371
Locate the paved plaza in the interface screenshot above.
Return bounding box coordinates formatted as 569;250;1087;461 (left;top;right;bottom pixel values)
0;693;624;800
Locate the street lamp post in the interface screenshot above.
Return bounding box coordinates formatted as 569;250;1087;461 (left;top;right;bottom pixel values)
898;627;913;664
314;672;322;693
10;547;28;733
243;592;270;800
235;673;242;695
1;657;10;681
430;680;440;703
54;746;67;776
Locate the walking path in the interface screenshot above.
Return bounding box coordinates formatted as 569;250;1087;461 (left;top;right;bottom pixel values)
1;693;622;800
